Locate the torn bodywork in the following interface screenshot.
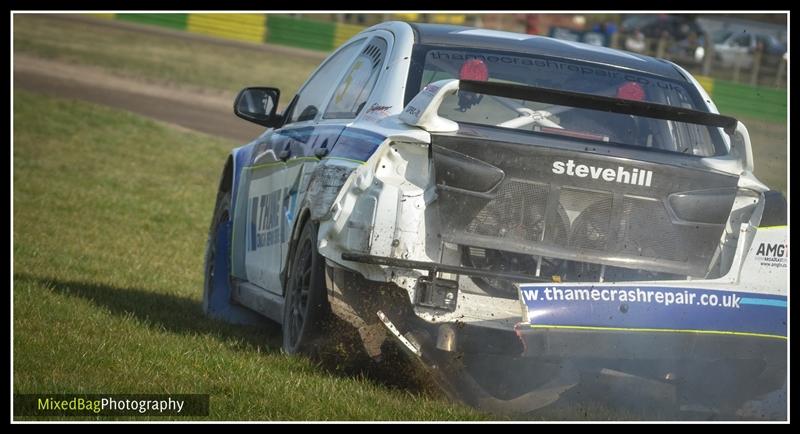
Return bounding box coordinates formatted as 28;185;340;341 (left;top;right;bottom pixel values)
314;79;787;415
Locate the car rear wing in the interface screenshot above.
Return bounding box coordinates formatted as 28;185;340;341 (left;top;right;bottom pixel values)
400;78;738;134
399;78;753;172
460;79;739;134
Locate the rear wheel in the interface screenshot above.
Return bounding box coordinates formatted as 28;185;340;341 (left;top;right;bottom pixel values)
282;221;330;355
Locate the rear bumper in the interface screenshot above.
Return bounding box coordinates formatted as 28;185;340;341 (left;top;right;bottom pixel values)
453;320;785;367
396;319;786;415
515;326;786;362
514;326;787;409
452;322;787;407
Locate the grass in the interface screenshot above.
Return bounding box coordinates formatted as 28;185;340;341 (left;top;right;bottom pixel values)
13;14;321;97
12;90;487;420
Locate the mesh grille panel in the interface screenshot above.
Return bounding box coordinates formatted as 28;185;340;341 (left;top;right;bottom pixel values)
466;181;549;242
456;181;704;269
562;188;614;251
617;196;686;262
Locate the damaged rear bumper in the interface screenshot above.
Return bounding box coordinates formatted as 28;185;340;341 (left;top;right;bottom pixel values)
325;259;786;415
516;324;786;361
516;325;786;414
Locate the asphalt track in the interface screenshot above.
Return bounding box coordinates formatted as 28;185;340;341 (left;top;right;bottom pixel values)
14;55;264;144
11;14;332;144
13;14;330;144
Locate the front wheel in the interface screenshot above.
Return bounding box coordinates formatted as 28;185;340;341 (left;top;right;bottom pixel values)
282;221;330;355
203;191;231;314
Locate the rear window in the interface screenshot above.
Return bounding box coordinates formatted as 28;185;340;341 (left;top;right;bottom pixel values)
408;45;726;157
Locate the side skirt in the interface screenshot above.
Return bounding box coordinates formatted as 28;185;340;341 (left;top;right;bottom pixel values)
232;281;285;324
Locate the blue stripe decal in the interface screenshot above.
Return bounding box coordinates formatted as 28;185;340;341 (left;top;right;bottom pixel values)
328;127;386;162
740;297;788;307
230;143;256;213
518;284;787;337
262;125;384;162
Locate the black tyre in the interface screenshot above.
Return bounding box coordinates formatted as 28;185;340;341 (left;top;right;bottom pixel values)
203;191;231;314
282;221;330;355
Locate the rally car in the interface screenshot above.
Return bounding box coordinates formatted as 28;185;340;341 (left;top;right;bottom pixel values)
202;22;788;417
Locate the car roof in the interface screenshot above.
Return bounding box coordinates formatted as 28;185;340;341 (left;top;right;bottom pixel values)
407;23;688;81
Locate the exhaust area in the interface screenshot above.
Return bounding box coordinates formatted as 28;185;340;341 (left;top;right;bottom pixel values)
376;311;786;420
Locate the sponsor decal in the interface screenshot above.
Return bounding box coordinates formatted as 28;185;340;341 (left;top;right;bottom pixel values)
428;50;687;94
518;284;787;337
363;103;393;122
552;159;653;187
404;105;421;117
754;242;789;269
366;103;392;114
422;83;441;95
522;286;742;308
248;189;283;251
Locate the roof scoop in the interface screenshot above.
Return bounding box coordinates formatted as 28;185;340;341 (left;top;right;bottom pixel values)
399;79;461;133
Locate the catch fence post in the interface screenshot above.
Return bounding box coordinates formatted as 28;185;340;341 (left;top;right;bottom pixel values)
775;54;787;88
750;43;763;86
656;33;668;58
702;34;714;76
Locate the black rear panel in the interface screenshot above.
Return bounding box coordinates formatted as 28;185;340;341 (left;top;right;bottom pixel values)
432;132;739;277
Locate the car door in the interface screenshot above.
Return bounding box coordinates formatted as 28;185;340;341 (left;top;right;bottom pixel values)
243;38;368;294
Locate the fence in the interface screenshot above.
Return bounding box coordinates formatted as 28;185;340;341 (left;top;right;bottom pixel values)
611;32;787;89
611;32;787;122
101;13;365;52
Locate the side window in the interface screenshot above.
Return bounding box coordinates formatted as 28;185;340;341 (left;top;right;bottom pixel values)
324;37;387;120
286;39;364;124
732;33;751;47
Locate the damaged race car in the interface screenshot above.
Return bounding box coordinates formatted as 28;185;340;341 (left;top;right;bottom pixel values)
203;22;788;418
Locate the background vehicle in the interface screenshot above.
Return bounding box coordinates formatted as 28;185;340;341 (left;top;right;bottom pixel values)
621;14;705;40
712;30;787;69
620;14;708;62
203;22;787;418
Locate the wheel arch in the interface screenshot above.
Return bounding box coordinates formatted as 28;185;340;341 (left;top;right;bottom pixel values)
227;142;257;214
281;205;314;294
219;155;234;194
